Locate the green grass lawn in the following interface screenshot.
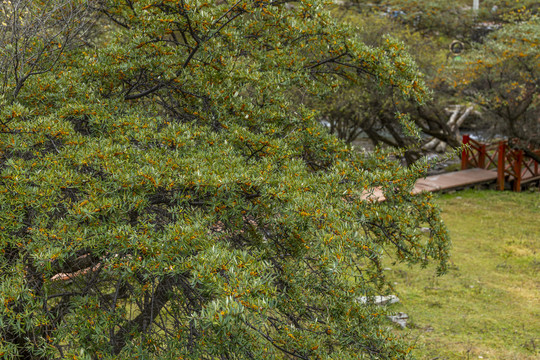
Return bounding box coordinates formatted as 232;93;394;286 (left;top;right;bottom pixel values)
389;190;540;359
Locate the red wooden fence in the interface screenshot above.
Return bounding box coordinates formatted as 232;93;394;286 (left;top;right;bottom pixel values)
461;135;540;192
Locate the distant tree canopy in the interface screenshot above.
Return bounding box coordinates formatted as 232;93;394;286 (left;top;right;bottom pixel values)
449;14;540;148
0;0;450;359
349;0;539;38
319;1;539;160
312;7;458;163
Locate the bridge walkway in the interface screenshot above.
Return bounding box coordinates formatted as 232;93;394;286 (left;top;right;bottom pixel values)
361;168;499;202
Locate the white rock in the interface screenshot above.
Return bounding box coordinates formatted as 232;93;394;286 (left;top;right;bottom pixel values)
388;312;409;328
358;295;400;305
420;227;431;234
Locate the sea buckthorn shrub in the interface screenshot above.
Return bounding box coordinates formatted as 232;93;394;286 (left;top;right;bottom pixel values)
0;1;449;358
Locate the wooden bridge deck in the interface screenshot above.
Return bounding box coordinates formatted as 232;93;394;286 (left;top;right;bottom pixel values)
412;168;498;194
361;136;540;201
361;168;499;202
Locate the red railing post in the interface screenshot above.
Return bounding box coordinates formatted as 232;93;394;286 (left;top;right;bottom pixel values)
461;134;470;170
497;141;506;191
513;150;523;192
479;144;486;169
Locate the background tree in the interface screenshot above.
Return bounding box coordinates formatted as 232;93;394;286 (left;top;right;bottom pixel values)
317;1;539;163
0;1;449;358
448;13;539;158
349;0;539;38
313;7;467;163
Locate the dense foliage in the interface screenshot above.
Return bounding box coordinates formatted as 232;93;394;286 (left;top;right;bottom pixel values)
0;1;450;358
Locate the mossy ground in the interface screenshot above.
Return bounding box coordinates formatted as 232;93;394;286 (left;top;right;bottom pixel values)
389;189;539;359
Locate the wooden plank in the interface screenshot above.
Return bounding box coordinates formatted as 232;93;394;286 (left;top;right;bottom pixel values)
520;175;540;185
414;168;497;193
411;181;441;194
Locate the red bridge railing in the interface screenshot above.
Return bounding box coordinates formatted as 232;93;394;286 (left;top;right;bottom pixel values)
461;135;540;192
